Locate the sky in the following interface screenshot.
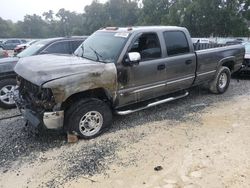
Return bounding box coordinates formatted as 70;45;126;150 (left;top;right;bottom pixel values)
0;0;107;22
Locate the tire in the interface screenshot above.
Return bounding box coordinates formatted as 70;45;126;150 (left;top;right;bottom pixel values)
0;78;17;109
65;98;112;139
209;66;231;94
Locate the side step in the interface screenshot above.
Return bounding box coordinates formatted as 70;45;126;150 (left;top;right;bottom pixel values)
115;91;189;115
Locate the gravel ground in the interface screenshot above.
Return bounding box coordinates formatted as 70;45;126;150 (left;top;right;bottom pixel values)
0;76;250;187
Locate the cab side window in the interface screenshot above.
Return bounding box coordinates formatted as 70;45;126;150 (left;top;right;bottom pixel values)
44;41;70;54
164;31;190;56
129;33;161;61
69;40;84;54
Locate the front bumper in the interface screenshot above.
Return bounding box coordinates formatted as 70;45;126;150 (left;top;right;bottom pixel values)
14;90;64;129
43;111;64;129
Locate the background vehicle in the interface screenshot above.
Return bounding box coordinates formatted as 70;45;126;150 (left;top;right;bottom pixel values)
238;42;250;73
0;48;8;58
0;36;87;109
0;39;27;50
14;40;38;55
14;26;245;139
226;39;244;45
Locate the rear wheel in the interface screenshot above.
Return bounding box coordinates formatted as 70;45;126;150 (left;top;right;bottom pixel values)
65;98;112;139
0;78;16;109
209;66;231;94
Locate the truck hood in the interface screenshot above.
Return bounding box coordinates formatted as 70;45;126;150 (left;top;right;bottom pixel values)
14;54;104;86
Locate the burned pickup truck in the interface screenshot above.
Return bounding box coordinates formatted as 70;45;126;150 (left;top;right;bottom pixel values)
14;26;245;139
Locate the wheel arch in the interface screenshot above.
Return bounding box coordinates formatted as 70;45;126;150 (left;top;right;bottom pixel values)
0;73;16;81
61;87;114;110
218;56;236;72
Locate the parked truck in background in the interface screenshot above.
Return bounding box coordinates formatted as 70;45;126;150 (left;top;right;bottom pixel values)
14;26;245;139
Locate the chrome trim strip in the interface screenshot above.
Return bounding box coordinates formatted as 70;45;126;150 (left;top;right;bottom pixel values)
131;83;166;93
197;70;216;77
124;76;195;95
116;91;189;115
167;76;195;85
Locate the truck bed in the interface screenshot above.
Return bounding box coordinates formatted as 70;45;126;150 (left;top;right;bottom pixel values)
194;44;245;85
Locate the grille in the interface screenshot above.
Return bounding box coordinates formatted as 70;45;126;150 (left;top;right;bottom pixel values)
17;76;55;110
19;78;40;95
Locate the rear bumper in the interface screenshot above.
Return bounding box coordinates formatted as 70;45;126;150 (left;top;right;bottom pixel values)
234;63;243;72
240;60;250;72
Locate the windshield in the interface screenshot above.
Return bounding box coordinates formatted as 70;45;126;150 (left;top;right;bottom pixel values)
17;39;49;58
74;31;129;63
245;43;250;53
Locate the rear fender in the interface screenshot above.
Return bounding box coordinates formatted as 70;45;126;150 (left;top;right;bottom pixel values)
217;56;236;71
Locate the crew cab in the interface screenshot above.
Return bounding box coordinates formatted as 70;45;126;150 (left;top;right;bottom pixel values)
14;26;245;139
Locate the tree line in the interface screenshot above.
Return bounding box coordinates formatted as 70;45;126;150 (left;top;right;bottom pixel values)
0;0;250;38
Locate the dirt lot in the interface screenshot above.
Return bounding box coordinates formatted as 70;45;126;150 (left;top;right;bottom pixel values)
1;77;250;188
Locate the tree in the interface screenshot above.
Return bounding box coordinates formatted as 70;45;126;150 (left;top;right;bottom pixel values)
0;0;249;38
15;14;48;38
0;18;15;38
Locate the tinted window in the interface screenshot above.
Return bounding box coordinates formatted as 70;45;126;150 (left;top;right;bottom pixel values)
69;40;84;54
5;40;13;44
12;40;20;43
164;31;190;56
44;41;69;54
129;33;161;61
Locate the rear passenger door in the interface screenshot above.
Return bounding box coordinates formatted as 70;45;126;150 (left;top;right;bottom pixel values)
163;31;196;92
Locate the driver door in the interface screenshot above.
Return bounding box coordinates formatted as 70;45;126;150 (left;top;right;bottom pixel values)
116;32;168;107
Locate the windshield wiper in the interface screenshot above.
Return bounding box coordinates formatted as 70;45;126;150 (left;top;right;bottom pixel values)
88;46;103;62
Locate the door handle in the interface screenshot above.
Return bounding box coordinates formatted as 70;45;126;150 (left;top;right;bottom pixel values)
185;60;192;65
157;64;165;70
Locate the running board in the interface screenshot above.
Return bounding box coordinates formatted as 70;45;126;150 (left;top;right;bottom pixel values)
115;91;189;115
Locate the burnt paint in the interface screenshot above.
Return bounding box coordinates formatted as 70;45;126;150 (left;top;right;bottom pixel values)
15;54;117;103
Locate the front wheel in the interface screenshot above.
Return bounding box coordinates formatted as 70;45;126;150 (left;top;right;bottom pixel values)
65;98;112;139
209;66;231;94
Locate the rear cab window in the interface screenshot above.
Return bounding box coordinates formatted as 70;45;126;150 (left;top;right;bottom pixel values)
163;31;190;56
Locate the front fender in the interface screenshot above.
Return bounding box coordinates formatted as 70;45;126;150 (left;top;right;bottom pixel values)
42;63;117;103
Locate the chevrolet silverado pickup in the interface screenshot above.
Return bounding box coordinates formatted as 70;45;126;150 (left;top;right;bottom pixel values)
14;26;245;139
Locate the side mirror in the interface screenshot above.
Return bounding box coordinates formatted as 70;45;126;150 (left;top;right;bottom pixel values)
128;52;141;62
124;52;141;66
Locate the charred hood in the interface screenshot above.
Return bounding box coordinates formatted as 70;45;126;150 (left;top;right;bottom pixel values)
14;54;104;86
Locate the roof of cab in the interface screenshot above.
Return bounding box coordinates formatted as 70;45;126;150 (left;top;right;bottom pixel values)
99;26;187;33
